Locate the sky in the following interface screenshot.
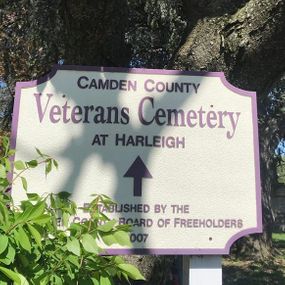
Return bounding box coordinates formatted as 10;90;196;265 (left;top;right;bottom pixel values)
0;80;7;89
276;139;285;156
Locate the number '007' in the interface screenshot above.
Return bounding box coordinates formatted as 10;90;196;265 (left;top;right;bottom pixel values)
130;233;148;243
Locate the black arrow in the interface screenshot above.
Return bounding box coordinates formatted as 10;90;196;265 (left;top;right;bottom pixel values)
124;156;153;197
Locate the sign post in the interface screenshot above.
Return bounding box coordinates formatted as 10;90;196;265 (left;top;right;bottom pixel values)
187;256;222;285
182;256;222;285
11;66;262;283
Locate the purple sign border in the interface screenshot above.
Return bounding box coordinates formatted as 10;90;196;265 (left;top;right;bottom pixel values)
11;65;262;255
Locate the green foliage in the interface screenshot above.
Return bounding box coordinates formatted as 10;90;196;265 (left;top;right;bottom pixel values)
277;156;285;185
126;0;186;68
0;136;144;284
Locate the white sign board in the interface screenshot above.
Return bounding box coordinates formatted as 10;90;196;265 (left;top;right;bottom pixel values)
11;66;262;254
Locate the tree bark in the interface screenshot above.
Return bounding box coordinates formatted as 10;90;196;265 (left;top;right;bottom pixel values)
1;0;285;283
0;0;130;86
171;0;285;258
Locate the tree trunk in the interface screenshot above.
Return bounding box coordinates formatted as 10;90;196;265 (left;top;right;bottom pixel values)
0;0;130;85
171;0;285;258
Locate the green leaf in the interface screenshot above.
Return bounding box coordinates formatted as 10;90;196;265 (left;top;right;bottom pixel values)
45;159;52;176
4;158;11;172
113;231;131;247
0;235;8;255
99;275;112;285
57;191;71;199
66;255;80;268
66;237;81;256
14;160;26;170
62;212;70;228
101;196;116;208
121;272;130;283
0;180;9;194
53;159;58;169
79;279;91;285
18;254;30;268
0;201;8;224
18;274;29;285
114;256;125;265
27;224;42;248
20;201;33;215
69;223;82;234
8;149;15;156
26;193;40;201
26;160;38;168
50;194;56;208
90;277;100;285
98;219;117;233
0;245;15;265
118;264;145;280
16;226;31;253
28;201;45;220
100;233;117;246
0;165;6;179
0;267;21;283
2;137;9;155
20;177;27;191
20;201;45;222
51;274;63;285
33;214;51;225
36;274;50;285
35;148;43;157
81;234;99;254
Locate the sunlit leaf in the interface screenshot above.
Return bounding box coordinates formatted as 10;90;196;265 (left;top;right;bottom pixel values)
98;219;117;233
27;224;42;248
118;264;145;280
0;235;8;255
33;214;51;225
81;234;99;254
20;177;27;191
66;255;80;268
14;160;25;170
4;158;11;172
100;233;117;246
66;237;81;256
113;231;131;247
28;201;45;220
17;226;31;253
0;267;21;283
99;275;112;285
0;201;8;223
0;165;6;179
0;245;15;265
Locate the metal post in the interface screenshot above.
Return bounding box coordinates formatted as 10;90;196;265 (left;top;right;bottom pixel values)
183;255;222;285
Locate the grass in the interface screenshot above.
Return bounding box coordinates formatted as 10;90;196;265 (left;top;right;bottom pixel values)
277;157;285;184
273;233;285;248
223;233;285;284
223;257;285;285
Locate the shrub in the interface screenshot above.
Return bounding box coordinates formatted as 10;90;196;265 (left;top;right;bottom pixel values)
0;136;144;284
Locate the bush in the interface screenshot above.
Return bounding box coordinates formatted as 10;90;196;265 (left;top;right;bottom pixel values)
0;136;144;284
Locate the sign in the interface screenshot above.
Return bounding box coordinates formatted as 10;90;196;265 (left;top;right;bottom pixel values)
11;65;262;254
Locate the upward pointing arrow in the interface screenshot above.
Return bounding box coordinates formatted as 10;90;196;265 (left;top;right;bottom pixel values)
124;156;153;197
